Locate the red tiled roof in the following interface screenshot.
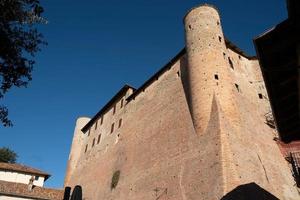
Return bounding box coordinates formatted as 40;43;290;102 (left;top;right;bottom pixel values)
0;162;50;180
0;180;64;200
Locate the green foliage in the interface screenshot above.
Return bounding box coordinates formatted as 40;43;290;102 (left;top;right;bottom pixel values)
111;170;120;190
0;147;18;163
0;0;47;127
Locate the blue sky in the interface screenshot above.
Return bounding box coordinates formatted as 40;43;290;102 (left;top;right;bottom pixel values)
0;0;287;188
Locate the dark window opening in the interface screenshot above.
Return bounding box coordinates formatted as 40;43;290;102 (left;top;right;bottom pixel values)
35;176;39;181
228;57;234;69
92;138;95;147
217;21;220;25
113;105;116;115
100;116;104;125
235;84;240;92
223;52;226;58
120;99;124;108
118;119;122;128
188;25;192;30
111;123;115;134
88;129;90;136
85;144;88;153
238;55;242;59
214;74;219;80
95;121;98;130
97;134;101;144
218;36;222;42
177;71;180;77
258;93;263;99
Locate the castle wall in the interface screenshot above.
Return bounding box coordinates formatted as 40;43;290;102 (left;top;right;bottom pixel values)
64;4;300;200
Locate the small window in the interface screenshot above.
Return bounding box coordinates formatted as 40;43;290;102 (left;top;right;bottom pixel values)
35;176;39;181
97;134;101;144
188;25;192;30
235;84;240;92
113;105;116;115
85;144;88;153
258;93;263;99
88;129;90;136
228;57;234;69
214;74;219;80
95;121;98;130
218;36;222;42
118;119;122;128
238;55;242;59
100;116;104;125
111;123;115;134
120;99;124;108
92;138;95;147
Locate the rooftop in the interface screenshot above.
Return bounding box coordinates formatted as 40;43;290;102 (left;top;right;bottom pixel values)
0;180;63;200
0;162;50;181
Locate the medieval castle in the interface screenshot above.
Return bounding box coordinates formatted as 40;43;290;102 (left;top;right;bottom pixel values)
64;3;300;200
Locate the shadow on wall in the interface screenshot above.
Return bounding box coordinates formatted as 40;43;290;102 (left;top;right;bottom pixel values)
221;183;279;200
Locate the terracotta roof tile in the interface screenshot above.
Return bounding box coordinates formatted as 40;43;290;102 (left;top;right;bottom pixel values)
0;180;64;200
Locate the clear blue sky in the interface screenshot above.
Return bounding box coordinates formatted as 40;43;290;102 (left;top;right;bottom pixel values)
0;0;287;188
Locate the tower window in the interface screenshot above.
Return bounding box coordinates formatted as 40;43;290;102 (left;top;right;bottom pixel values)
218;36;222;42
214;74;219;80
235;84;240;92
92;138;95;147
97;134;101;144
85;144;88;153
88;129;90;136
188;25;192;30
113;105;116;115
118;118;122;128
100;116;104;125
120;99;124;108
228;57;234;69
95;121;98;130
111;123;115;134
258;93;263;99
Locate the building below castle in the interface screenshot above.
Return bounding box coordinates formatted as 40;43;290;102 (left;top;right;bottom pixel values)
64;2;300;199
0;162;63;200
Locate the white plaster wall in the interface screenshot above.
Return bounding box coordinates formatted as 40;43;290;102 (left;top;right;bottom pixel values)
0;170;44;186
0;195;33;200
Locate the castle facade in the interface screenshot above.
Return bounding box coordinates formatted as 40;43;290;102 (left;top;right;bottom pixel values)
64;4;300;200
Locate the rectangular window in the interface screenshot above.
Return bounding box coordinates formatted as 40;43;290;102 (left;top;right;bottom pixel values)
113;104;116;115
85;144;88;153
118;118;122;128
97;134;101;144
92;138;95;147
88;129;90;136
100;116;104;125
120;99;124;108
35;176;39;181
111;123;115;134
95;120;98;130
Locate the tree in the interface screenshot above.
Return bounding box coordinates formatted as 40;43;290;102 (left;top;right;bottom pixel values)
0;147;18;163
0;0;46;126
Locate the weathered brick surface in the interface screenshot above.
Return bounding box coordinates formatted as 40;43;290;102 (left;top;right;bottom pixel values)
64;4;300;200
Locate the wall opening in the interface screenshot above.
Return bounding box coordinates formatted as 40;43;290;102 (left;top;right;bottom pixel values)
100;116;104;125
111;123;115;134
218;36;222;43
120;99;124;108
188;25;192;30
113;104;116;115
92;138;95;147
84;144;88;153
95;121;98;130
97;134;101;144
214;74;219;80
258;93;263;99
228;57;234;69
235;84;240;92
118;118;122;128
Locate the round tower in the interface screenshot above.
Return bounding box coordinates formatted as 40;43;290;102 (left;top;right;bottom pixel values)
184;4;240;134
64;117;90;186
